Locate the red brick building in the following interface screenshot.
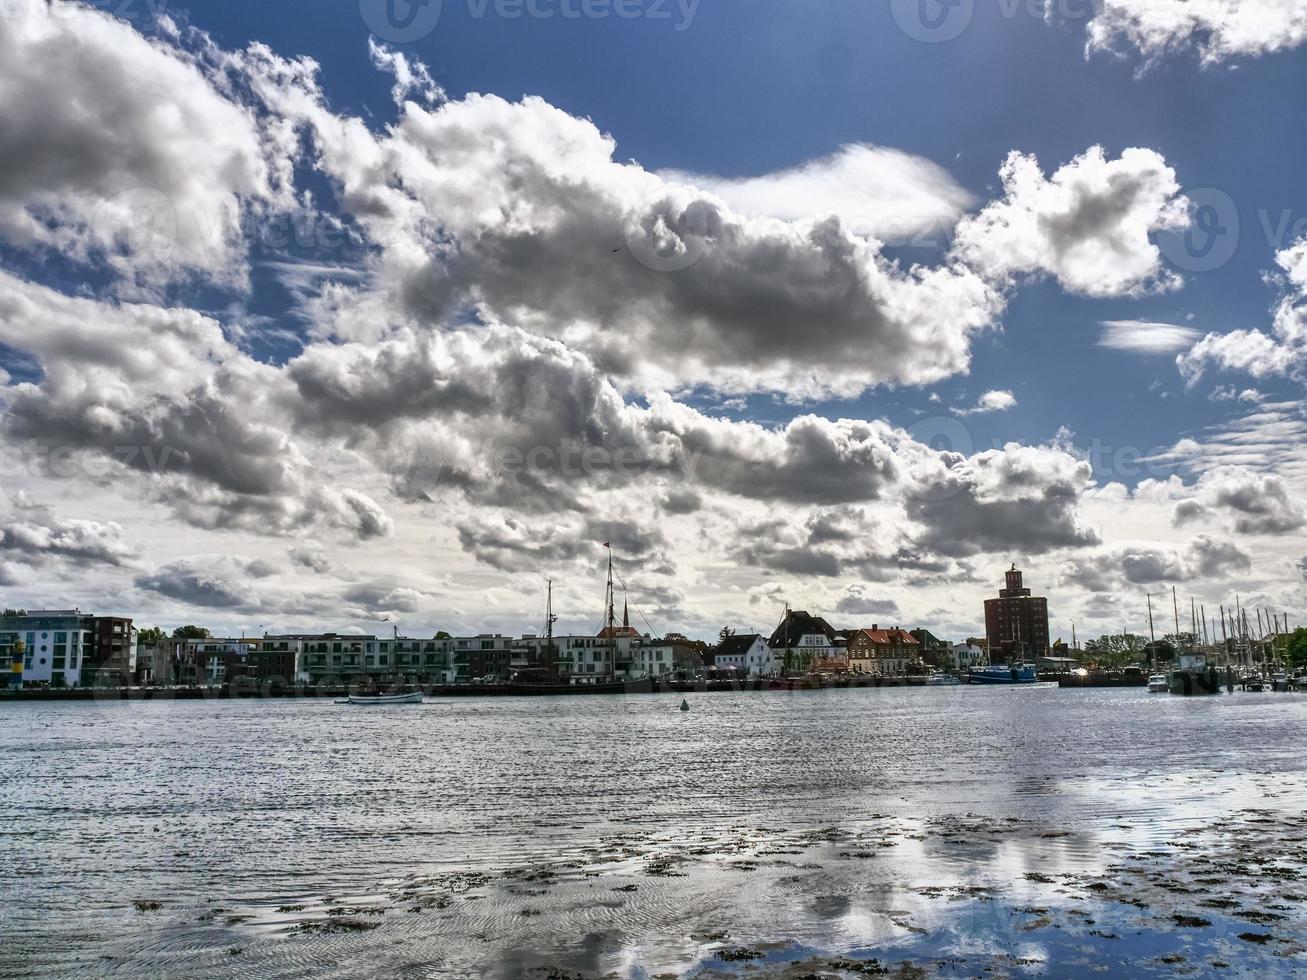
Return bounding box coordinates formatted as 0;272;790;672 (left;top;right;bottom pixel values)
984;565;1049;663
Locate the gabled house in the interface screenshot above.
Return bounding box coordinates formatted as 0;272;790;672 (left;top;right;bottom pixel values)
768;609;844;672
713;633;777;678
846;626;919;676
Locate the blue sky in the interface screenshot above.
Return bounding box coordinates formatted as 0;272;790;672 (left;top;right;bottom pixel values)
0;0;1304;640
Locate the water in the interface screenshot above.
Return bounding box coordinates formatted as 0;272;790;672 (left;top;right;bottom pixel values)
3;686;1306;977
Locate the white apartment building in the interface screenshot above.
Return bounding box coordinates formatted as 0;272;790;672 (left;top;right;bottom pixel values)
1;610;92;687
951;642;988;670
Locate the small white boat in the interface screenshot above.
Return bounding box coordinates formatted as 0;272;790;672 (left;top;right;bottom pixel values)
1147;674;1169;693
340;691;424;705
926;673;961;686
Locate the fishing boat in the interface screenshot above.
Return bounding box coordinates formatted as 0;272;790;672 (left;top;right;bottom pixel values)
1169;653;1222;696
339;690;424;705
967;663;1038;685
1147;673;1169;693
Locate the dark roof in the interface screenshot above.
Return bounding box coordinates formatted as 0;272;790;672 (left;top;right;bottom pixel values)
768;610;838;648
716;632;763;658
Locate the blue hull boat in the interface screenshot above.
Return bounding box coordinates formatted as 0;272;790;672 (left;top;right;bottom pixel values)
968;664;1038;685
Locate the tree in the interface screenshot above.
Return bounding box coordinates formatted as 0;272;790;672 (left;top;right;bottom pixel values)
171;625;212;640
1287;628;1307;670
3;608;27;618
1084;633;1147;669
718;626;736;644
137;626;167;647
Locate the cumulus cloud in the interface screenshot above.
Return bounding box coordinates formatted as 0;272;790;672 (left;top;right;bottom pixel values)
0;4;285;290
288;546;333;575
0;273;391;540
835;584;901;618
0;495;136;567
1061;535;1251;592
958;389;1017;414
950;146;1188;298
239;58;1007;397
907;444;1101;558
730;507;950;581
455;512;666;573
1179;237;1307;383
1171;467;1306;535
1086;0;1307;65
135;556;274;608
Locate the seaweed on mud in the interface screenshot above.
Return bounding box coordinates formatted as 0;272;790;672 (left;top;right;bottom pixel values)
132;900;162;912
296;918;380;934
824;959;889;975
1238;932;1275;944
716;946;764;962
1171;914;1212;928
276;904;307;913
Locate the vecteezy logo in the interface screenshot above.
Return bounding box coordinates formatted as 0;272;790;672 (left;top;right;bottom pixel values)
1158;187;1239;274
359;0;443;43
91;188;178;264
890;0;974;43
624;190;718;273
905;416;975;503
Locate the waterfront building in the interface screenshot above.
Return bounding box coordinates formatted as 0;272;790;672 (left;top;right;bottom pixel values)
846;626;919;676
713;633;777;677
768;610;842;673
0;609;136;688
950;642;988;670
83;616;138;687
909;629;950;669
983;565;1050;663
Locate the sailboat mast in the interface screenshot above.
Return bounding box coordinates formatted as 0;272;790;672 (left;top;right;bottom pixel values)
545;577;556;677
607;546;616;681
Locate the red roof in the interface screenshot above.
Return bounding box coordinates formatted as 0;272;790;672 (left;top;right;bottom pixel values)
851;628;919;646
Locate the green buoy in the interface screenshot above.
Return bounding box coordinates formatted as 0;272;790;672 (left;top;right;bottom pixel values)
680;698;690;712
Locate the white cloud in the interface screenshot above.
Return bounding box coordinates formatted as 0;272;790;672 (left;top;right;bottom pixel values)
660;144;974;245
950;146;1188;298
1178;237;1307;383
1086;0;1307;64
958;389;1017;414
1099;319;1200;353
0;4;285;290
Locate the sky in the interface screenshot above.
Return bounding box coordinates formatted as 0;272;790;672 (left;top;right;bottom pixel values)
1;0;1305;643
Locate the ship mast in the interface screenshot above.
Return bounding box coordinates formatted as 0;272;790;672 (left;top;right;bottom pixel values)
606;545;616;681
544;578;557;678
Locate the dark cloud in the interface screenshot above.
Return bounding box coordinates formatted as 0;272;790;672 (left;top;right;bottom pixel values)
908;445;1100;558
0;502;136;568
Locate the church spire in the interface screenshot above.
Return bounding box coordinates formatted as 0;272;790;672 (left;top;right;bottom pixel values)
623;598;629;629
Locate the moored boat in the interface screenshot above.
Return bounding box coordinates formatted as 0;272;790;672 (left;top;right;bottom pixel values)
1147;674;1169;692
967;664;1038;685
925;672;961;686
1169;653;1222;696
342;690;424;705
